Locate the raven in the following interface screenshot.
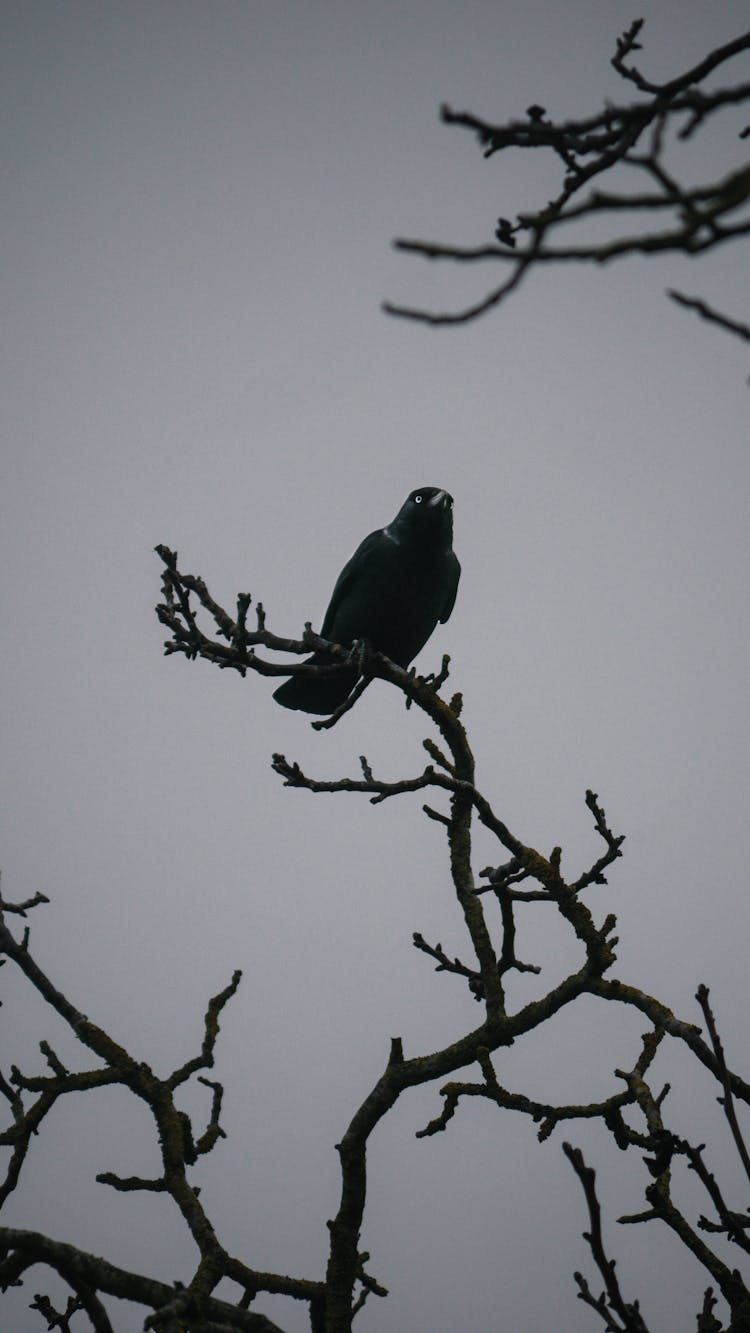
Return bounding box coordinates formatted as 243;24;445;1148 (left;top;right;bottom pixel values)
273;487;460;715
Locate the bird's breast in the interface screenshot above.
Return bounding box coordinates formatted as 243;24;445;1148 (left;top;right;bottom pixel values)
330;544;452;667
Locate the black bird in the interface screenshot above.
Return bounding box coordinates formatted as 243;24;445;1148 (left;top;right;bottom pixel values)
273;487;460;715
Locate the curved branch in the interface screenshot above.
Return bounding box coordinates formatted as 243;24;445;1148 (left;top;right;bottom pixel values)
0;1229;284;1331
385;23;750;329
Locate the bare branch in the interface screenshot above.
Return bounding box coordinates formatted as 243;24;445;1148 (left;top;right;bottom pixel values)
565;1141;651;1332
0;1229;285;1331
385;23;750;330
572;790;625;893
167;971;242;1090
668;290;750;377
696;985;750;1187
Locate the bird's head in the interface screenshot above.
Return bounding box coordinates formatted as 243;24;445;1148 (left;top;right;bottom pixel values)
389;487;454;548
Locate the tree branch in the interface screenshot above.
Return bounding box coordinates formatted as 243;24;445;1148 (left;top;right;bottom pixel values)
384;23;750;332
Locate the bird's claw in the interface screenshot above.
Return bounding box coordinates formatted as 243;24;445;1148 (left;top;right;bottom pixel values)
348;638;372;677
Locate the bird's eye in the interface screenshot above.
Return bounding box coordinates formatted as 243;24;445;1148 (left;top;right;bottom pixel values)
414;494;423;504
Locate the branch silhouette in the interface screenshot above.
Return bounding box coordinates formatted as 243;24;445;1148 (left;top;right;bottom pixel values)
0;550;748;1328
384;20;750;351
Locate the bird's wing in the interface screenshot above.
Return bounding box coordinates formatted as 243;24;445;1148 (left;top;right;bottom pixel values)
439;553;461;624
319;528;385;639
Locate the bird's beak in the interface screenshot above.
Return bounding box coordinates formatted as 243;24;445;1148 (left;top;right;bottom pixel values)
427;489;447;507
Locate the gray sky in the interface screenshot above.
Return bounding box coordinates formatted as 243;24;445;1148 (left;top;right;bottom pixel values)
2;2;750;1329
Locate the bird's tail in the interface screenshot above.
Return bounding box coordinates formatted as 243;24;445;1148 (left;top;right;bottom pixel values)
273;654;358;715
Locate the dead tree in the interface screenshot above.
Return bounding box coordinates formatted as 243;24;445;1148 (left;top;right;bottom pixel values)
2;549;748;1331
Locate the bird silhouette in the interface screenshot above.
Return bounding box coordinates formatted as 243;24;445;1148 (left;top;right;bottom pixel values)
273;487;460;714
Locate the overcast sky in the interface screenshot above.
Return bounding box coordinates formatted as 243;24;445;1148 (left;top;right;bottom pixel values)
2;2;750;1330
